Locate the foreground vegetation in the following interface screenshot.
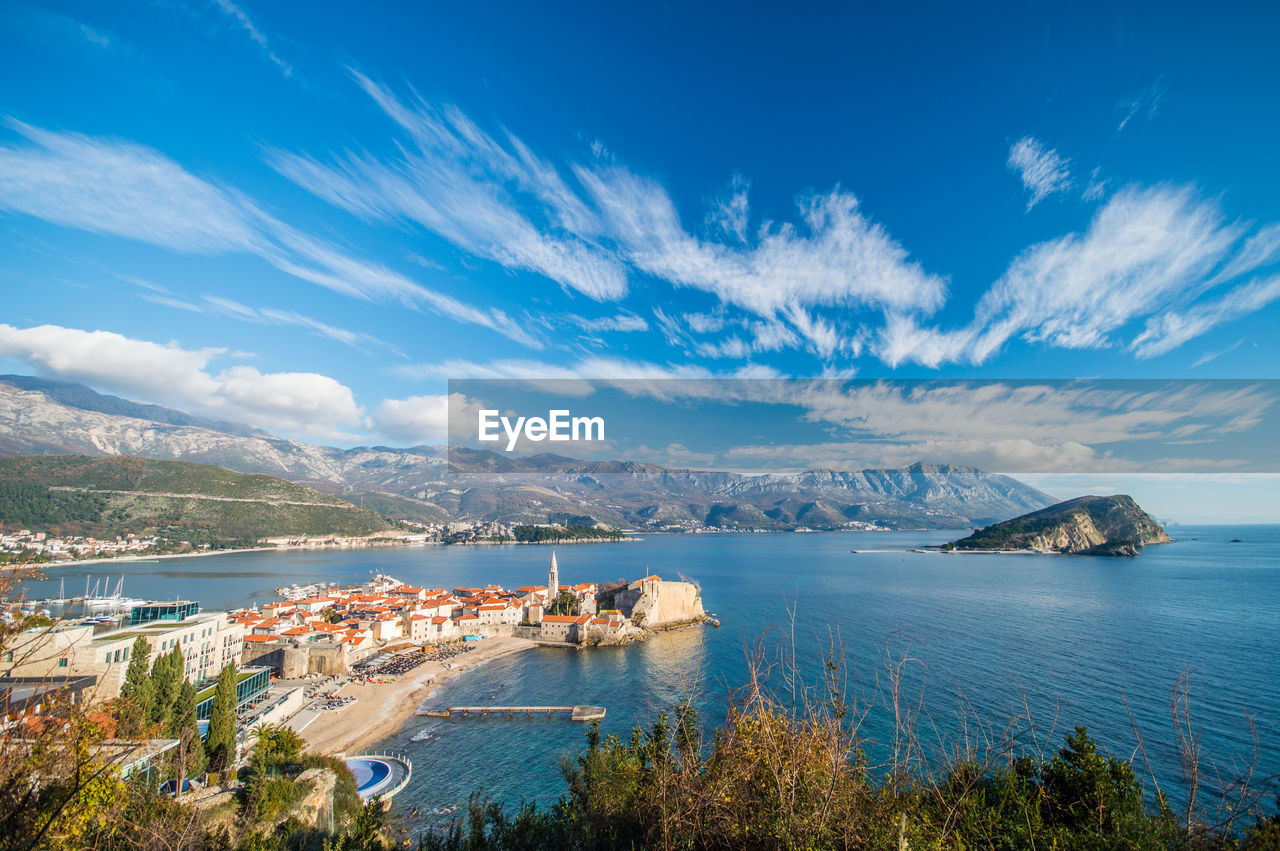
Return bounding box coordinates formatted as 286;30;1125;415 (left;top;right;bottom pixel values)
419;641;1278;851
421;713;1279;850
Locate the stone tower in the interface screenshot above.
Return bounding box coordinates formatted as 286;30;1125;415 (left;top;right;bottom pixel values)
548;550;559;600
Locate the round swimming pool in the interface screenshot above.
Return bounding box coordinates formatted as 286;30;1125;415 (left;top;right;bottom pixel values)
345;757;393;799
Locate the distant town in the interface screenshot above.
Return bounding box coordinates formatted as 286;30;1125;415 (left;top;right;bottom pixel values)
0;516;892;566
0;519;628;566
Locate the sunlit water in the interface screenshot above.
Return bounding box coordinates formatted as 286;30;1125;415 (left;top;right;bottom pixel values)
19;526;1280;820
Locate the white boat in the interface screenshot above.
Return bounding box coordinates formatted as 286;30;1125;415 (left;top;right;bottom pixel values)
274;580;337;600
47;578;70;604
84;576;145;612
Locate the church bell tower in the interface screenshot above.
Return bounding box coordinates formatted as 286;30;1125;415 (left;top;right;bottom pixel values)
548;550;559;601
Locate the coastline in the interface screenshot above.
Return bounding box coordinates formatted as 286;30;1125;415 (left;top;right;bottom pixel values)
4;538;439;571
295;636;536;756
1;546;281;571
12;534;646;571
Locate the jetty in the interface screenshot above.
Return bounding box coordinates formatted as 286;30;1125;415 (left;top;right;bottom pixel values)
421;704;606;722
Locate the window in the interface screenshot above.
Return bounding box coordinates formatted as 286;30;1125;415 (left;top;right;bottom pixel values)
57;658;68;667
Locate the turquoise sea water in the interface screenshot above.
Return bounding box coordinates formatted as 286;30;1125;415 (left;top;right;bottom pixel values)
21;526;1280;818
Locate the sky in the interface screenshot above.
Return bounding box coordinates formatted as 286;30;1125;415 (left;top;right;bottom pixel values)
0;2;1278;518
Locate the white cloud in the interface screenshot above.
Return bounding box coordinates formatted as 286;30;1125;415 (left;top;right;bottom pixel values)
1190;338;1247;368
1007;136;1071;209
0;120;263;253
575;168;947;327
566;312;648;333
706;173;749;243
192;294;401;354
393;358;580;381
372;394;449;444
0;323;364;438
876;185;1268;366
270;76;946;356
748;320;800;353
685;311;727;334
978;186;1240;352
391;354;772;384
1131;275;1280;358
76;22;112;50
266;70;627;301
1207;223;1280;285
0;119;537;348
694;337;752;359
1082;166;1107;202
875;313;973;368
210;0;293;78
1117;79;1165;133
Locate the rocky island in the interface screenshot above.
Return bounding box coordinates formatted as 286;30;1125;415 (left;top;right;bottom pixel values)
947;494;1173;556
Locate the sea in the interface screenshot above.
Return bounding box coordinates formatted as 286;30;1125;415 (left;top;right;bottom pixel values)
18;526;1280;820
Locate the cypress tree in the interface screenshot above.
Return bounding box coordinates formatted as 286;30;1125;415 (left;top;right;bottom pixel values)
169;679;206;779
117;635;153;736
149;646;183;730
205;664;238;771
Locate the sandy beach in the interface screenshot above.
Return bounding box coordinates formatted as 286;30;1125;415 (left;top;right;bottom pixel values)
297;636;536;756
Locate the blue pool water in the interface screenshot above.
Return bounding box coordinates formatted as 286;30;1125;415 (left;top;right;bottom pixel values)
347;758;392;798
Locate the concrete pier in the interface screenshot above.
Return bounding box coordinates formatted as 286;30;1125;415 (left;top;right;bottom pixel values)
419;704;606;721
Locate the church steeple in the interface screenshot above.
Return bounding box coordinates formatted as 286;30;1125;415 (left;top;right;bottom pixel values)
548;550;559;600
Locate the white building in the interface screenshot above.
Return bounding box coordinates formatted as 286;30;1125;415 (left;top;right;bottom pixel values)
2;607;245;702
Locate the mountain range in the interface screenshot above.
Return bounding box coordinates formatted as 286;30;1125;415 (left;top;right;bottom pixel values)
0;375;1055;530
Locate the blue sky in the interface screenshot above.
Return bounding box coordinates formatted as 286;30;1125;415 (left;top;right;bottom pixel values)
1;0;1278;465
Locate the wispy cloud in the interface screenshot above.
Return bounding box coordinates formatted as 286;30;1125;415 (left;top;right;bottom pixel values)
1007;136;1071;210
271;74;947;357
198;295;405;355
267;69;626;301
877;185;1278;366
1131;275;1280;358
76;22;112;50
706;173;749;243
565;312;649;333
0;119;537;347
392;354;785;383
1082;166;1108;202
1117;78;1165;132
574;168;946;354
1190;338;1248;368
210;0;293;78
